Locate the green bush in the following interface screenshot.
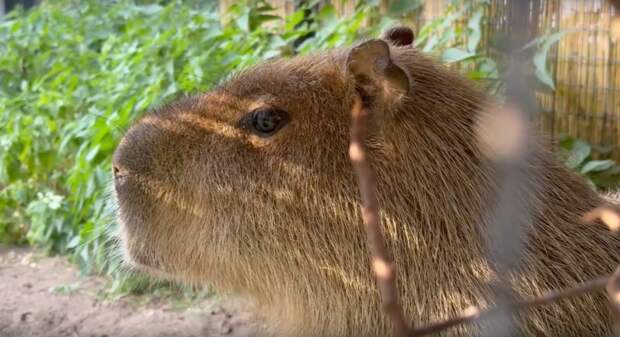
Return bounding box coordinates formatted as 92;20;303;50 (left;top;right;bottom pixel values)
1;0;604;292
0;0;411;286
559;134;620;191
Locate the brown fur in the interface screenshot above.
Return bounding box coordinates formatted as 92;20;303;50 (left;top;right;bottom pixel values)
113;36;620;336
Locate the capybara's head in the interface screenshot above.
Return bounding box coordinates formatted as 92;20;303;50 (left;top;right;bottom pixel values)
113;35;412;284
114;51;356;276
113;27;619;337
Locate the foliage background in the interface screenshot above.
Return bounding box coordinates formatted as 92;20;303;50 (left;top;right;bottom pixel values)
1;0;618;292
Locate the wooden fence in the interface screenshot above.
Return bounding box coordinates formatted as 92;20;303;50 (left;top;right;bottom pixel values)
540;0;620;158
219;0;620;159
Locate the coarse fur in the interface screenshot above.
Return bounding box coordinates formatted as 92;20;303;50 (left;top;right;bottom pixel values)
113;34;620;336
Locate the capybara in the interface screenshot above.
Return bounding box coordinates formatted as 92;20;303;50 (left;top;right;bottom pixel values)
112;26;620;336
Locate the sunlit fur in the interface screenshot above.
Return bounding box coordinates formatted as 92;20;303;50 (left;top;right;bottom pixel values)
113;44;620;336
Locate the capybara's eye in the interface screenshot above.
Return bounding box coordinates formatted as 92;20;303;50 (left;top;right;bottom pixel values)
240;107;289;138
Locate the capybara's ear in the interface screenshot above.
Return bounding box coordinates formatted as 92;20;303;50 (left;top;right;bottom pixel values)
346;39;410;104
382;26;415;47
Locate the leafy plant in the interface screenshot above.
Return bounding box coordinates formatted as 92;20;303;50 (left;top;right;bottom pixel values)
519;29;576;91
559;135;620;190
414;0;500;92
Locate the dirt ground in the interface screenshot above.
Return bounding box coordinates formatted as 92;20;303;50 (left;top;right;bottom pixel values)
0;246;263;337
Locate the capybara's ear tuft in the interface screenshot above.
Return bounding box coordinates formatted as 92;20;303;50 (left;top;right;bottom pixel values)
382;26;415;47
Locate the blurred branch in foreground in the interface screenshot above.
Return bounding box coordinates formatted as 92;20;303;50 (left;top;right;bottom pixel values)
608;266;620;336
411;274;610;336
349;95;411;337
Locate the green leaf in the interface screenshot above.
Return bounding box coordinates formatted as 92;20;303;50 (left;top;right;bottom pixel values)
534;53;555;90
566;140;591;169
533;31;570;90
580;160;616;174
236;11;250;31
441;48;475;63
585;178;598;191
285;9;306;31
250;14;281;31
467;9;483;53
317;4;337;26
136;4;163;15
67;235;81;249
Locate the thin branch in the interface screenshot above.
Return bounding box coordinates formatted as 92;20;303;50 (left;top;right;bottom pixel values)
411;275;610;337
349;95;411;337
607;266;620;337
582;206;620;233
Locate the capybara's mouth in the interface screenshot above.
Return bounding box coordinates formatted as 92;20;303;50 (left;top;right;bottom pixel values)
118;224;170;276
121;241;176;280
127;259;172;279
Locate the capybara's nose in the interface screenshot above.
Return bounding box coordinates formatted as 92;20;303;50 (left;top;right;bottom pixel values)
112;164;128;178
112;165;122;178
112;162;130;191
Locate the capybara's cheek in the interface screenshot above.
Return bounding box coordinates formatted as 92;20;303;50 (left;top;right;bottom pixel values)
116;209;160;270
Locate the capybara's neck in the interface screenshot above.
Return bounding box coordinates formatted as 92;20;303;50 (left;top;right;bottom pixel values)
249;49;617;337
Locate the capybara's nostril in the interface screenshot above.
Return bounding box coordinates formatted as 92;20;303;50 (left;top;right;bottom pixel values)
113;165;128;178
112;165;129;190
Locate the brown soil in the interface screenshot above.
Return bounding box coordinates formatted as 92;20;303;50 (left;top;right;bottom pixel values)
0;246;262;337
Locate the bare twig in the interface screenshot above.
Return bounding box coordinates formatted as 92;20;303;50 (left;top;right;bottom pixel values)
349;95;411;337
607;266;620;337
582;206;620;233
411;275;610;337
